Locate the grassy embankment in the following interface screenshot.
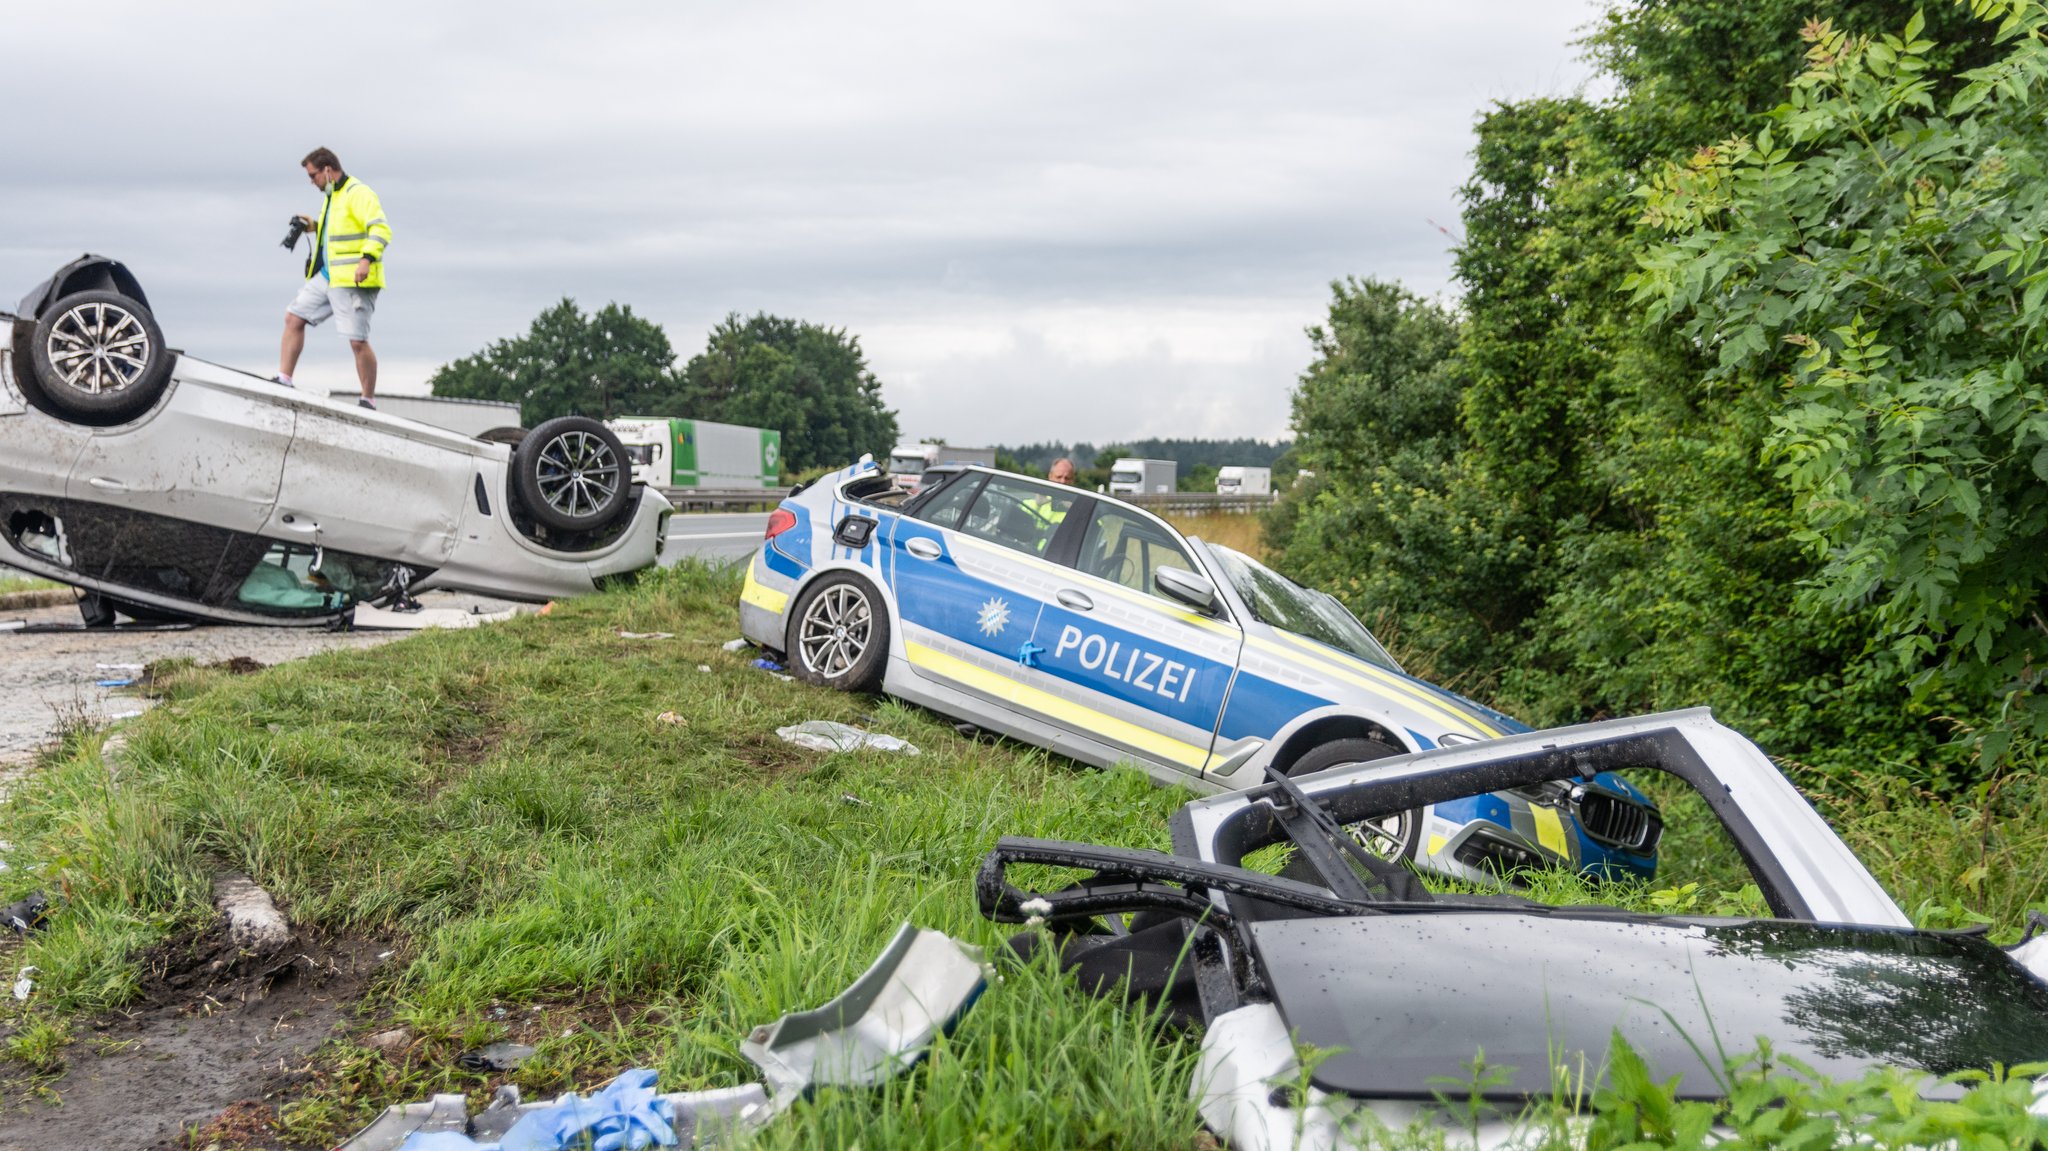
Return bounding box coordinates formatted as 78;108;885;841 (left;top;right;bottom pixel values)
0;515;2041;1145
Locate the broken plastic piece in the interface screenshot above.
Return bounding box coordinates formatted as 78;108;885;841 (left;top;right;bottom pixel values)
456;1042;536;1073
2;892;49;934
617;630;673;640
721;638;751;652
740;922;985;1105
11;966;33;1001
775;721;920;756
750;657;786;673
354;604;519;631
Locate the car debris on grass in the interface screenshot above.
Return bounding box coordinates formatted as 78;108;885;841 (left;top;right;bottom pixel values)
340;924;986;1151
976;709;2048;1149
775;720;920;755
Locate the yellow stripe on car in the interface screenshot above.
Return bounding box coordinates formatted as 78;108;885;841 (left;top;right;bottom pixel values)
1530;805;1570;858
741;566;789;614
905;640;1211;771
1248;634;1502;739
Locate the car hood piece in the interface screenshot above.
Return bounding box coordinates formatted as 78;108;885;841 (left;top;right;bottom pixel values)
1253;912;2048;1102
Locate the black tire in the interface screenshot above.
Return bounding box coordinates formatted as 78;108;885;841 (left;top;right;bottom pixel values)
27;289;173;423
511;417;631;532
1286;736;1422;862
786;572;890;692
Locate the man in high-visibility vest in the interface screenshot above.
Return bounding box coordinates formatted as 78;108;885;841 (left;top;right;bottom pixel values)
275;147;391;409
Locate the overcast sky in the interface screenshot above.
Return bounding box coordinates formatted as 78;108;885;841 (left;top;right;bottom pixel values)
1;2;1604;446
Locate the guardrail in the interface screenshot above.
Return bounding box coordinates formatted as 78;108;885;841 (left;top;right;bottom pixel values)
659;487;787;512
1125;491;1277;515
658;487;1278;514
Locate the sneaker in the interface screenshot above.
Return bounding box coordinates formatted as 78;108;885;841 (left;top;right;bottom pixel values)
271;375;294;389
358;398;376;410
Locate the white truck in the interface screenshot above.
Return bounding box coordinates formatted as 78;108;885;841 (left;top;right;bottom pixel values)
889;442;998;493
1108;457;1177;496
606;417;782;489
1215;465;1273;497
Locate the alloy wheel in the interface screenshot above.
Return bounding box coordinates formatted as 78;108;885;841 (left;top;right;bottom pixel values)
43;300;152;396
533;430;621;520
798;584;873;679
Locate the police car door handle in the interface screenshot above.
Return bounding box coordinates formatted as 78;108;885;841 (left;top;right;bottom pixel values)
905;538;942;560
1057;589;1094;611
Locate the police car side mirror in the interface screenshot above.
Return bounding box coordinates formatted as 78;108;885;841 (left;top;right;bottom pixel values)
1155;566;1219;615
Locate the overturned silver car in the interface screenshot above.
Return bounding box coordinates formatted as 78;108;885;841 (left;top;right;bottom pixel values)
978;709;2048;1149
1;256;670;626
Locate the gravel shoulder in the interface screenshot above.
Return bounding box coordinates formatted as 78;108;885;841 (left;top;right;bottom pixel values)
0;592;525;769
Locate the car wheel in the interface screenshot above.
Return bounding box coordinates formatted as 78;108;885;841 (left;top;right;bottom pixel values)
1285;736;1421;862
787;572;889;692
511;417;631;532
27;289;173;423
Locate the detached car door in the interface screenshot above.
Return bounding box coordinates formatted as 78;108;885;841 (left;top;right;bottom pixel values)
888;471;1079;708
1031;499;1244;778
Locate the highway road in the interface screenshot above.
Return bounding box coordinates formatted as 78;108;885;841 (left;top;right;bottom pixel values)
663;512;768;565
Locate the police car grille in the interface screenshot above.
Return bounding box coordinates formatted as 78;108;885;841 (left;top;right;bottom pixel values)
1577;793;1660;852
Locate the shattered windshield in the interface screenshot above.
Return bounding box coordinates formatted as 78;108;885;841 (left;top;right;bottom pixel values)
1206;544;1399;671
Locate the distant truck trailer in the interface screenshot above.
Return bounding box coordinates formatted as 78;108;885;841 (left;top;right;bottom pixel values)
332;392;522;439
889;442;998;492
1215;465;1272;496
1108;457;1177;496
606;417;782;489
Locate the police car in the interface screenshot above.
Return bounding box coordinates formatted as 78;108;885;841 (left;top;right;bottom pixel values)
740;458;1659;881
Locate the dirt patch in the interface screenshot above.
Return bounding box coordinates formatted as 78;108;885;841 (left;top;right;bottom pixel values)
210;656;267;677
0;923;393;1151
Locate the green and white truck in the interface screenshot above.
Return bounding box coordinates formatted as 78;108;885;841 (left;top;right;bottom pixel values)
606;417;782;489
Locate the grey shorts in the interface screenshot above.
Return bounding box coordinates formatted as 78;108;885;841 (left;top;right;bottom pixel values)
287;276;378;341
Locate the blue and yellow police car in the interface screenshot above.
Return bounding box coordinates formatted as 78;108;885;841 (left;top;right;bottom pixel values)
740;458;1659;881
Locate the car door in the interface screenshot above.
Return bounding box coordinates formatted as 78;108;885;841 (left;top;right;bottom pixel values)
887;471;1080;710
1028;499;1245;778
264;405;472;565
65;373;294;534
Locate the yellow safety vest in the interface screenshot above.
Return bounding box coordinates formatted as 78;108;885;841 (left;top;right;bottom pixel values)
307;176;392;289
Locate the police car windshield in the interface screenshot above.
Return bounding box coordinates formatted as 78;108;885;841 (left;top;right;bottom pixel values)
1206;545;1400;672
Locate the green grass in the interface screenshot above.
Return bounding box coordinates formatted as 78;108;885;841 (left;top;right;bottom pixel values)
0;562;1204;1146
0;560;2043;1147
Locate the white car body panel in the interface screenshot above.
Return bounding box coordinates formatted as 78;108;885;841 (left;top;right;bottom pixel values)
0;324;668;622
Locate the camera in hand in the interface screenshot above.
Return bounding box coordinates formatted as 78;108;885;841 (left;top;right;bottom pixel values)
280;216;310;250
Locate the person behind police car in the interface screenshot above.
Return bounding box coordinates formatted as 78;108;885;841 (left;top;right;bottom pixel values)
275;147;391;409
1022;458;1077;546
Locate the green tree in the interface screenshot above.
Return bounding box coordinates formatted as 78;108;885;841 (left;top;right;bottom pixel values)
1631;5;2048;755
676;314;898;472
430;299;679;425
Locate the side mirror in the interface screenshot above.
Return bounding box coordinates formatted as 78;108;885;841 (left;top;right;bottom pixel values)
1155;566;1219;614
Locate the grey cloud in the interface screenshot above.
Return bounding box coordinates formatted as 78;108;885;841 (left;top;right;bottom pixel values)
3;1;1601;443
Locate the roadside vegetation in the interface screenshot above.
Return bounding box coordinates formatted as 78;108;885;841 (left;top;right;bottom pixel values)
0;563;2041;1146
1270;0;2048;792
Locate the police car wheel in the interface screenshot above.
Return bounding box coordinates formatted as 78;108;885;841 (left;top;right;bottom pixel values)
788;572;889;691
1286;736;1421;862
27;289;173;423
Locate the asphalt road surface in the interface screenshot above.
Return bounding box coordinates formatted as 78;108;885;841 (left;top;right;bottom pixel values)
665;512;767;565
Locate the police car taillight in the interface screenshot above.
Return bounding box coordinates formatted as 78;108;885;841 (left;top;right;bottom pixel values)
765;509;797;539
